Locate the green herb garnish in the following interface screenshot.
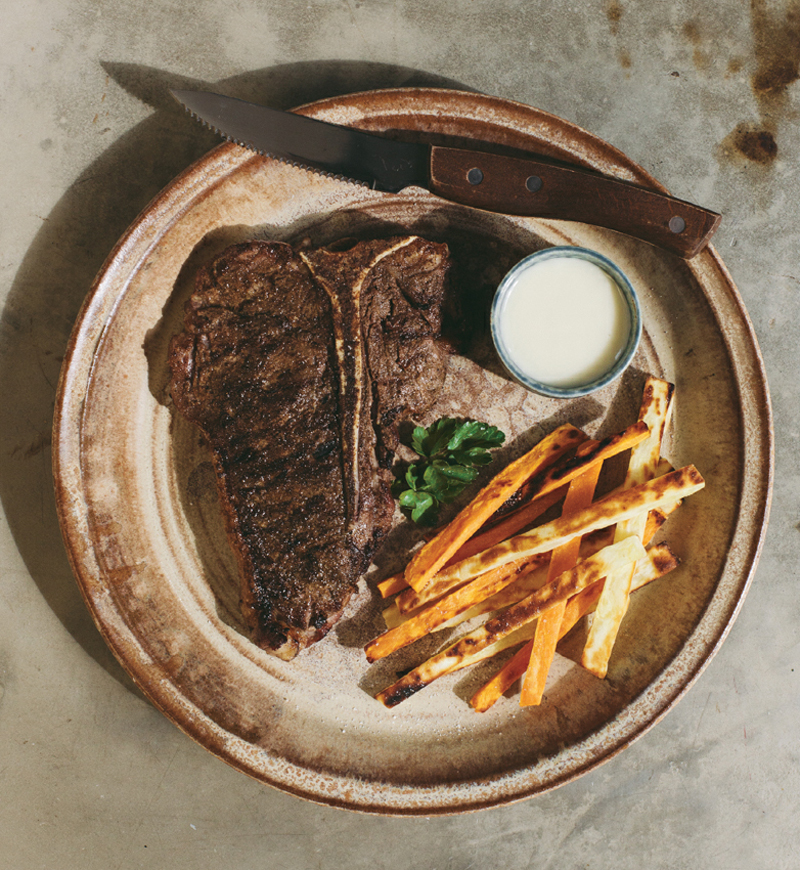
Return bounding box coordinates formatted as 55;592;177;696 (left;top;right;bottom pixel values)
392;417;506;525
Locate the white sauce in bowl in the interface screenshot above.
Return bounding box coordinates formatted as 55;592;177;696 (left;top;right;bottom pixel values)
494;255;634;391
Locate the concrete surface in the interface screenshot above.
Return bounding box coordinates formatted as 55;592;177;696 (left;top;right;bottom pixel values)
1;0;797;867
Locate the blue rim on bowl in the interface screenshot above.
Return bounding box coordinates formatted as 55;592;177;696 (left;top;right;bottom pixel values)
490;246;642;399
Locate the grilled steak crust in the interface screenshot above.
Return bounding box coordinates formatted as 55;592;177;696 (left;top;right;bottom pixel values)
168;236;451;659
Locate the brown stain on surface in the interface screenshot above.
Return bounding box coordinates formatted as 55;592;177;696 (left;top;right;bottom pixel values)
606;1;631;71
718;0;800;165
722;122;778;165
606;0;623;36
727;57;744;76
682;20;711;70
751;0;800;111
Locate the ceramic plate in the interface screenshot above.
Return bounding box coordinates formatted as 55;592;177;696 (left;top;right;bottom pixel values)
53;88;772;815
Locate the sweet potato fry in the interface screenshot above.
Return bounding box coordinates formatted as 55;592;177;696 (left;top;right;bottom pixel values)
403;424;588;592
366;555;545;662
511;421;648;507
471;641;534;713
433;507;681;632
470;542;679;711
383;424;662;603
376;485;566;600
377;572;413;599
520;461;602;706
398;465;703;609
581;377;675;678
386;495;680;632
441;486;567;566
382;553;551;630
375;535;647;706
403;421;653;594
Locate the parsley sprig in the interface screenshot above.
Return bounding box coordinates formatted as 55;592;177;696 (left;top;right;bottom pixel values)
392;417;506;525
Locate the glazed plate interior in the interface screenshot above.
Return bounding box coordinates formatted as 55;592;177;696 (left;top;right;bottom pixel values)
53;88;772;815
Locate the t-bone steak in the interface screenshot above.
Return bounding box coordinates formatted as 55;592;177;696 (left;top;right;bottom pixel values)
168;235;453;659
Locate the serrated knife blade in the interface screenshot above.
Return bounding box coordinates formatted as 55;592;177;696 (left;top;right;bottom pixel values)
171;89;720;258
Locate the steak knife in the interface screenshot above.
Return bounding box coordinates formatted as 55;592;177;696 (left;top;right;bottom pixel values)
171;89;720;259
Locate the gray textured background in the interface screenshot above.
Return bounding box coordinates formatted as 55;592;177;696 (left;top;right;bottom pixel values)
1;1;796;867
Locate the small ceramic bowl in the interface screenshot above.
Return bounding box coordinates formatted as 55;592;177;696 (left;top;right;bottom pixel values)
491;246;642;398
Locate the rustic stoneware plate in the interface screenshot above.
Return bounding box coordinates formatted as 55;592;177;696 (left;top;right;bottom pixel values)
53;88;773;815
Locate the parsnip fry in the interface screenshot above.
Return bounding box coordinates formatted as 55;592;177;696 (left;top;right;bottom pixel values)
403;424;588;592
520;460;602;706
442;486;567;566
510;420;648;507
435;513;675;632
376;485;565;600
366;555;544;662
581;377;675;678
434;559;551;629
470;542;679;711
383;554;551;630
376;535;647;706
403;466;703;604
387;498;680;633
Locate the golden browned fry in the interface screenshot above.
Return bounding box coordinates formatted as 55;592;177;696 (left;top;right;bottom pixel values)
391;423;654;608
400;465;703;606
393;428;655;617
581;377;675;678
470;542;679;711
375;535;647;706
510;421;647;506
422;555;552;630
382;554;551;630
376;486;566;600
520;461;602;706
377;571;414;599
440;486;567;567
402;424;588;593
385;495;680;633
366;555;545;662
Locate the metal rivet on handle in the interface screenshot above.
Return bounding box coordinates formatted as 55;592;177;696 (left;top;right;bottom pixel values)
669;215;687;234
467;167;484;185
525;175;543;193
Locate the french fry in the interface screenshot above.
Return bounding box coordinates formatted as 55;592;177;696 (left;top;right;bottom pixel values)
431;505;676;632
384;493;680;632
366;555;546;662
399;465;703;609
394;426;659;616
520;461;602;706
470;542;679;711
402;424;588;592
379;430;672;604
366;377;702;714
581;378;675;678
403;421;653;594
440;486;567;567
375;485;566;600
506;421;647;510
412;556;552;629
376;535;647;706
381;553;551;630
395;547;541;617
377;572;414;599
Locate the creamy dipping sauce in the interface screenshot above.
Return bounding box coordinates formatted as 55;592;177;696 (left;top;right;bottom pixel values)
495;255;633;390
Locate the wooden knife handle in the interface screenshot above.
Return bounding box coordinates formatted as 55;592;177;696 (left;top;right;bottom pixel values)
427;146;720;258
